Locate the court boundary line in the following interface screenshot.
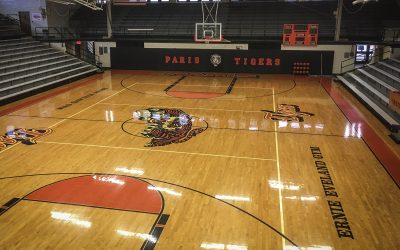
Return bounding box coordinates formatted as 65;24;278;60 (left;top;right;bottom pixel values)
22;198;160;215
163;75;186;92
120;77;297;100
0;76;137;155
5;113;360;139
48;81;138;129
135;82;274;90
321;78;400;188
272;88;286;249
0;74;102;118
36;140;277;162
100;103;263;113
0;173;167;249
0;172;299;247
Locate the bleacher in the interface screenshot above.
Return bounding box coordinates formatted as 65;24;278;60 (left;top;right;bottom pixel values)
111;2;336;41
0;37;98;104
113;4;202;39
69;7;107;38
0;14;24;39
63;1;400;42
224;2;336;41
337;58;400;136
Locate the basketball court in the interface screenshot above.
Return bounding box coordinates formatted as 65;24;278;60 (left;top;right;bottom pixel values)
0;70;399;249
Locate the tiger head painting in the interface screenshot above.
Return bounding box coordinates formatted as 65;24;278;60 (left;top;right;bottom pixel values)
133;108;207;147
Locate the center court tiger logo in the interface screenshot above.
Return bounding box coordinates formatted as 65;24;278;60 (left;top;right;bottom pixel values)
210;54;222;67
0;128;52;150
133;108;207;147
261;104;314;122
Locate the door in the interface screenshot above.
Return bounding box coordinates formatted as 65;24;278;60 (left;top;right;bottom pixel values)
18;11;31;35
75;43;81;59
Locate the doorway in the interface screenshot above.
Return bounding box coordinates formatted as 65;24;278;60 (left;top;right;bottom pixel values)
355;44;375;65
18;11;31;35
75;43;81;59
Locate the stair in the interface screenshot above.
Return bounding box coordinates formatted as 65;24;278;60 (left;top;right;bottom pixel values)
0;37;99;104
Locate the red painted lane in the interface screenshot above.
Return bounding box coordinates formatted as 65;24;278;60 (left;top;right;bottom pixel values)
0;74;102;117
25;175;163;213
167;91;225;99
321;78;400;187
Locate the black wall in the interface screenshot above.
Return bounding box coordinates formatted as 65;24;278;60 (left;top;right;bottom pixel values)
110;48;334;75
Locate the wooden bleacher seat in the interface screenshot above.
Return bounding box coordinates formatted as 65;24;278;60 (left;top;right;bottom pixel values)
348;72;389;104
358;68;398;92
338;75;400;129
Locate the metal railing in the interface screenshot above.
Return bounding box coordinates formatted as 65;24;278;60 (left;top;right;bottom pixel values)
33;27;107;41
65;41;102;69
340;49;392;74
33;27;75;40
0;13;20;32
5;14;19;24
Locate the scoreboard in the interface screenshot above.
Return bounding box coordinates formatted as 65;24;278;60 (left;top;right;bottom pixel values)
282;24;318;46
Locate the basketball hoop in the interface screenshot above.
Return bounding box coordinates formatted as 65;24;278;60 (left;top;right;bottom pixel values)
195;1;223;43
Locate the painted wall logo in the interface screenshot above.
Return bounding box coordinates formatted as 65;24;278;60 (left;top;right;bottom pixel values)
0;128;52;150
165;56;200;64
210;54;222;67
234;57;280;67
134;108;207;147
261;104;314;122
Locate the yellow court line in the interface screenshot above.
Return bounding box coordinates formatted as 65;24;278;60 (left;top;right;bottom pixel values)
0;143;19;154
37;140;277;162
0;81;138;155
48;82;138;128
272;88;286;249
99;103;262;113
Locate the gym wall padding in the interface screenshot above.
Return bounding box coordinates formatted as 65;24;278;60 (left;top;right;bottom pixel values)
110;48;334;75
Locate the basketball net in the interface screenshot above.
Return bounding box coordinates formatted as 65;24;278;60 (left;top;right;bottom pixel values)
201;0;220;24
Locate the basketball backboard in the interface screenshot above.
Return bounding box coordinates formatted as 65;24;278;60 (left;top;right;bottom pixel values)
195;23;222;42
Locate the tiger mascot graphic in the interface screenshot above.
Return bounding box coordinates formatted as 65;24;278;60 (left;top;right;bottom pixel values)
0;128;52;150
134;108;206;147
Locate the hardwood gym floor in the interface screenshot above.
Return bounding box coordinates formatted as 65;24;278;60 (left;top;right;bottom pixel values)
0;70;399;249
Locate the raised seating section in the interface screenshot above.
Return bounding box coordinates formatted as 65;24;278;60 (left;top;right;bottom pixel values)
0;37;98;104
65;1;400;41
378;61;400;78
111;3;335;41
367;65;400;90
337;75;400;128
69;7;107;38
337;58;400;134
0;14;24;39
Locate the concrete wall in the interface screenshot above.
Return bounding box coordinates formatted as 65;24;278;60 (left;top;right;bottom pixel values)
0;0;48;34
95;41;116;68
281;44;355;74
372;46;392;62
50;42;66;53
392;48;400;58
